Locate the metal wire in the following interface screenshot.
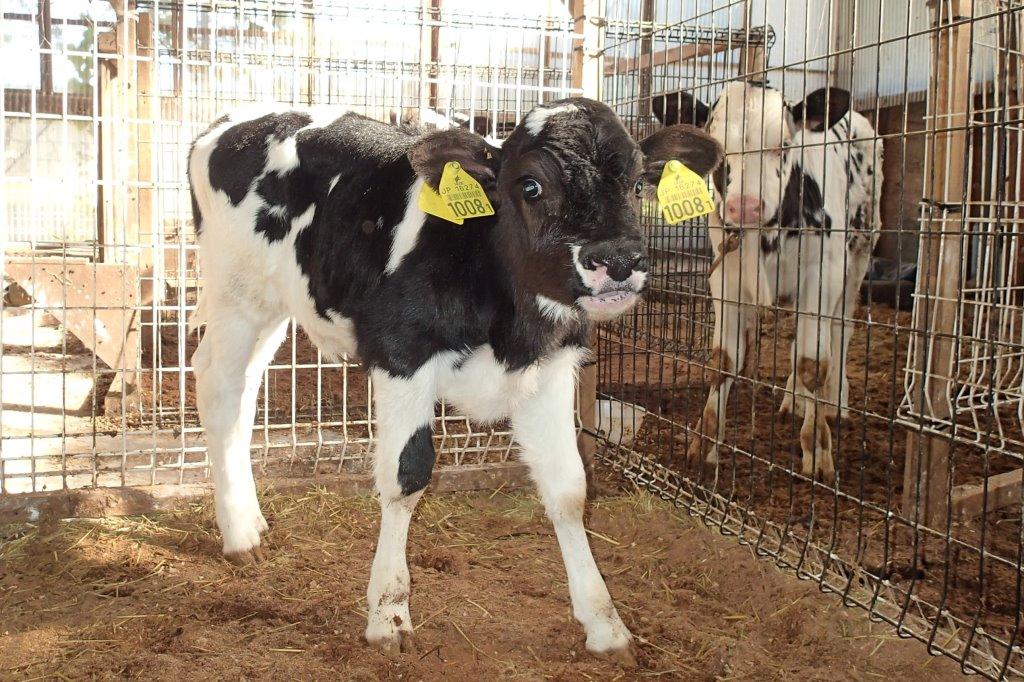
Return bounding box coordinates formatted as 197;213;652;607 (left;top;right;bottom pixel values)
0;0;580;496
3;1;1024;678
594;0;1024;679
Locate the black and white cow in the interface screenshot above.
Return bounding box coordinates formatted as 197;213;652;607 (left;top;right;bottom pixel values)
653;81;882;483
187;98;722;662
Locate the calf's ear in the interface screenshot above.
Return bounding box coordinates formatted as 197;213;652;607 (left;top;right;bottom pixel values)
639;124;723;181
407;128;501;196
791;87;850;132
652;92;710;128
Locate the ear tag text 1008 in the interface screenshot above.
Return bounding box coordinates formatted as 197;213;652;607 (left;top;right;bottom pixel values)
418;161;495;225
656;160;715;225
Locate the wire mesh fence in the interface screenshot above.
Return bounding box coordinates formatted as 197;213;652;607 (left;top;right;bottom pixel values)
3;0;1024;678
0;0;580;499
593;0;1024;679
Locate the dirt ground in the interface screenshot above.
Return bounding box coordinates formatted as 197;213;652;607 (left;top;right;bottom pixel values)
0;480;964;681
599;300;1024;658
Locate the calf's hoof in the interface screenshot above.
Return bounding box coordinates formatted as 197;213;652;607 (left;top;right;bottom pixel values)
366;623;416;657
777;391;806;418
590;641;638;667
686;409;719;467
219;507;270;564
585;616;636;667
686;436;705;466
800;451;836;484
218;494;270;560
224;544;266;565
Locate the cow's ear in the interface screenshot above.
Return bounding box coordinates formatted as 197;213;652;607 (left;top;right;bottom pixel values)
791;87;850;132
407;128;501;196
639;124;723;181
652;92;710;128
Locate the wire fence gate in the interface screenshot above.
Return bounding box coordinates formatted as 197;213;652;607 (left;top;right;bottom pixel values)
2;0;1024;679
591;0;1024;679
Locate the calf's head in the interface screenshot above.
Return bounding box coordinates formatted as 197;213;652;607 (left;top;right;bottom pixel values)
652;82;850;227
408;98;722;321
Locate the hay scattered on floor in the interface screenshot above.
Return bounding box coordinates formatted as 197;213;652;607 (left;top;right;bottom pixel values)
1;479;961;680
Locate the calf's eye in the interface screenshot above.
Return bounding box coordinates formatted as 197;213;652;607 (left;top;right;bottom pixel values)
521;178;543;200
634;179;644;196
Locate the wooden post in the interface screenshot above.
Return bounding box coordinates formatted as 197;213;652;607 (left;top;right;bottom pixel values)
637;0;654;125
96;1;147;414
98;1;140;266
570;0;604;493
738;0;764;79
430;0;441;111
902;0;973;531
573;0;604;102
418;0;441;114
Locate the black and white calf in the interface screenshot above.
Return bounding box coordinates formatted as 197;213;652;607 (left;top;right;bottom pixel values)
188;98;721;662
653;82;882;482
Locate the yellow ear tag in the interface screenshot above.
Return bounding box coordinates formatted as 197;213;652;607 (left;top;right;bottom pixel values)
656;160;715;225
417;161;495;225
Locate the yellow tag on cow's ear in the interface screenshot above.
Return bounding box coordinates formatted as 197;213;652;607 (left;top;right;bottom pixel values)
656;160;715;225
418;161;495;225
419;181;463;225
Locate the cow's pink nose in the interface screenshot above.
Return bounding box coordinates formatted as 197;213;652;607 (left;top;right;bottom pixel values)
725;196;762;223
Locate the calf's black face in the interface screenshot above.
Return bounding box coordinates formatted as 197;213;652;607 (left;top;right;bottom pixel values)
408;98;722;322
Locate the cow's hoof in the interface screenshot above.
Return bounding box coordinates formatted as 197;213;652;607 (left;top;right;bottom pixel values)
590;641;638;668
218;497;269;560
586;618;636;667
686;439;704;466
778;397;792;416
224;544;266;565
800;455;836;485
366;628;415;657
778;393;806;418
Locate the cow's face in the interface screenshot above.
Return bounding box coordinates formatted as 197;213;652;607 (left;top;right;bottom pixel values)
408;98;722;322
653;82;851;227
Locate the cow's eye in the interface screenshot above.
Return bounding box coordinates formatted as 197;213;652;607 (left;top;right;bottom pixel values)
521;178;543;200
634;179;644;196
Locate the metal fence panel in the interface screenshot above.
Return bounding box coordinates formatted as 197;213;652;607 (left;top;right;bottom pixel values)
593;0;1024;679
0;0;579;501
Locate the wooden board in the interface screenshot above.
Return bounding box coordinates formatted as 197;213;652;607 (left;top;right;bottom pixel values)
951;467;1024;521
902;0;973;531
4;258;141;380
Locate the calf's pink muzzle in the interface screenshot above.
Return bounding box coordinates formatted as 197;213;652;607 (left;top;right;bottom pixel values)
724;195;763;224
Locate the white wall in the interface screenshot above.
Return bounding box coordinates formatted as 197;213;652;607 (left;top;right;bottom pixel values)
601;0;1007;109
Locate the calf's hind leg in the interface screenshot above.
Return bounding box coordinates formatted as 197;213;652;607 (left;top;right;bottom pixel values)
193;311;288;561
793;263;844;483
365;362;440;655
824;247;871;419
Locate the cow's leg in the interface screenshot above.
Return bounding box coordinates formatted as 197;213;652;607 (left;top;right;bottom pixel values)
193;310;288;561
826;247;870;418
688;243;749;466
512;350;635;665
793;261;843;483
778;351;807;418
365;362;439;656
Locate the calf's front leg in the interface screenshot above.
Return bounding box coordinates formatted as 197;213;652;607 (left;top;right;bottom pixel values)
689;232;751;467
365;362;440;655
512;349;636;665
